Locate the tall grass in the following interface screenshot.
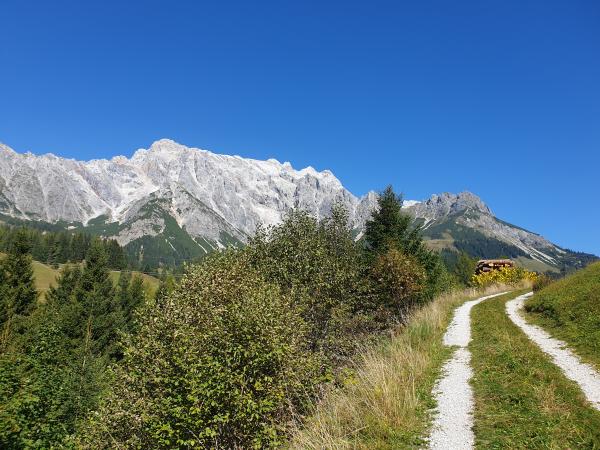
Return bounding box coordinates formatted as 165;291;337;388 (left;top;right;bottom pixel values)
288;284;513;449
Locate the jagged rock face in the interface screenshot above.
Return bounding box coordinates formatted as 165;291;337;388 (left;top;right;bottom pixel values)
0;140;377;246
408;191;491;220
0;140;594;271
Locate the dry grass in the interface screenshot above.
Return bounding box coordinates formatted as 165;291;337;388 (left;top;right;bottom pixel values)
288;284;512;449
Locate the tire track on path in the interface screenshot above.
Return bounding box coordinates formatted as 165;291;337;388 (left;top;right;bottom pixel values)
428;291;507;450
506;292;600;411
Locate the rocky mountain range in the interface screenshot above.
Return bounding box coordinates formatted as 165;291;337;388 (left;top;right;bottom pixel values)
0;139;595;272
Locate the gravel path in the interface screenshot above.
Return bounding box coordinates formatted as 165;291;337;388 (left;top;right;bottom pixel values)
428;292;507;450
506;292;600;411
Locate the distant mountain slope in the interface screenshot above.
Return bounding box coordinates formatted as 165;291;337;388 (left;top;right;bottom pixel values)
0;139;377;268
404;192;597;273
0;140;595;272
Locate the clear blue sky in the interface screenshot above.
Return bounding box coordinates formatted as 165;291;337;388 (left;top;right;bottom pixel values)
1;0;599;255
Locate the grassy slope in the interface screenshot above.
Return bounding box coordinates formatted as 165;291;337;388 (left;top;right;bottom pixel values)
471;292;600;448
108;271;160;298
29;259;159;298
31;260;60;293
288;286;509;449
525;262;600;371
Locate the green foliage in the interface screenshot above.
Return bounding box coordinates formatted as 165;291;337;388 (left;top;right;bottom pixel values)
0;230;38;350
364;185;450;301
453;251;477;286
247;205;375;366
80;250;317;449
73;240;123;358
532;273;553;292
0;304;105;448
154;271;177;306
525;262;600;369
0;198;458;448
0;239;147;448
0;224;127;270
371;248;427;316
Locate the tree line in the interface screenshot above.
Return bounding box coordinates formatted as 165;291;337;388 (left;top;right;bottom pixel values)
0;225;127;270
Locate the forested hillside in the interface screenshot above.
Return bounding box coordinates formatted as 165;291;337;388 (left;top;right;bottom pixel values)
0;224;127;270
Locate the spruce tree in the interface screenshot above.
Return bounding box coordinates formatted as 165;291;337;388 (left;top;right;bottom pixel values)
74;239;121;358
124;275;145;332
107;239;127;270
364;185;448;301
0;229;37;322
0;267;104;447
454;252;477;286
364;185;412;254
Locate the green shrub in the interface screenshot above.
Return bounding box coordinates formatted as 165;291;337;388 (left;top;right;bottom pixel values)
79;250;318;449
247;206;375;367
371;248;427;317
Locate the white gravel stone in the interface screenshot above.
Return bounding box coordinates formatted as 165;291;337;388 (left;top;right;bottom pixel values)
506;292;600;411
428;291;507;450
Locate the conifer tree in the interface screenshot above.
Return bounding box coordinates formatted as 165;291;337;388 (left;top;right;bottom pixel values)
454;251;477;286
74;239;121;358
124;275;145;332
364;185;448;300
364;185;423;255
107;239;127;270
0;229;38;333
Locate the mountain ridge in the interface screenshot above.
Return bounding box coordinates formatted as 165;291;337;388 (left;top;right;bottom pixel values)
0;139;595;272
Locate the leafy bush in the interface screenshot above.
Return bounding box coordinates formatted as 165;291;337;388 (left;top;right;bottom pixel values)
371;248;427;317
247;206;375;367
471;266;538;288
79;250;318;449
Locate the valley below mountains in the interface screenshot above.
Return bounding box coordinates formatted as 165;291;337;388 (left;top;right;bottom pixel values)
0;139;595;272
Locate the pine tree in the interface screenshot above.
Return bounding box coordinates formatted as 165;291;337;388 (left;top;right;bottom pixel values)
364;185;414;254
0;229;38;354
107;239;127;270
2;229;38;318
74;239;122;358
364;185;449;301
124;275;145;332
0;272;105;447
454;252;477;286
